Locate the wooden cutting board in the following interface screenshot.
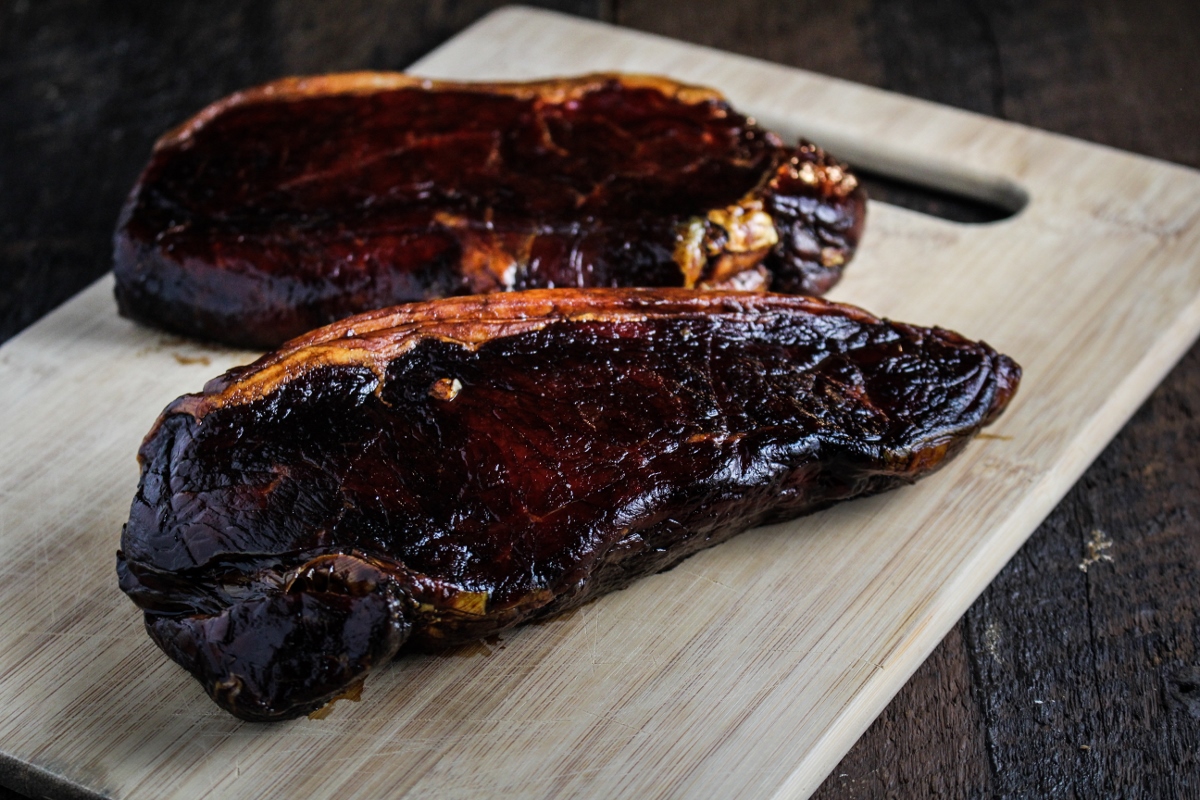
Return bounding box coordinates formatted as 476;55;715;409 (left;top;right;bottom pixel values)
2;7;1199;798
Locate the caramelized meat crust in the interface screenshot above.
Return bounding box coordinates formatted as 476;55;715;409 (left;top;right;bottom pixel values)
113;73;866;348
117;288;1018;721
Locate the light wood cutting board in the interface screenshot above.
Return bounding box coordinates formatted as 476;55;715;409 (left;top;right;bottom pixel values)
2;7;1199;799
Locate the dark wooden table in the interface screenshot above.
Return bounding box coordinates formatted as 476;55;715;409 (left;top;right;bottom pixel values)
2;1;1197;797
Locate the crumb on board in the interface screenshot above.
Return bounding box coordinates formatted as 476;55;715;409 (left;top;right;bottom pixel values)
984;621;1002;661
1078;529;1115;572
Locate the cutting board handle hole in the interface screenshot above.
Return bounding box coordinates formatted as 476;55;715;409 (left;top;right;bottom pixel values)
854;167;1024;224
749;114;1029;224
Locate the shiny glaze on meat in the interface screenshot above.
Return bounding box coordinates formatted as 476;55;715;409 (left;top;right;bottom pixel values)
117;288;1018;720
113;73;866;348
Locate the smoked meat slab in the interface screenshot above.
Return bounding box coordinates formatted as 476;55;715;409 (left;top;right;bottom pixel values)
117;288;1019;721
113;73;865;348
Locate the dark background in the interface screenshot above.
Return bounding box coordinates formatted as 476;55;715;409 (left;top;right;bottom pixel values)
2;1;1198;797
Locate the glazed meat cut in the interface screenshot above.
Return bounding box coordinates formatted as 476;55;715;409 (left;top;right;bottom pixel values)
113;73;866;348
117;289;1019;721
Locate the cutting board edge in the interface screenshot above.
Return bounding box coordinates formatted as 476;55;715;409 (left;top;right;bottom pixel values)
0;750;108;800
772;281;1200;798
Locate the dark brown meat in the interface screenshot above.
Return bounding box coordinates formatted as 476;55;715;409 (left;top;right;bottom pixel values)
113;73;866;348
116;288;1019;721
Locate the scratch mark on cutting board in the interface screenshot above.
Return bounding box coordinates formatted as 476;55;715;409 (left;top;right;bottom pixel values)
680;568;736;591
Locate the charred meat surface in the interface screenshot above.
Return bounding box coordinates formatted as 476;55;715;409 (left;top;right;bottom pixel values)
113;73;866;348
117;289;1019;721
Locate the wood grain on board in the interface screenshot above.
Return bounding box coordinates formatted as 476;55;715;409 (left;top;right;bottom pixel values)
1;3;1199;798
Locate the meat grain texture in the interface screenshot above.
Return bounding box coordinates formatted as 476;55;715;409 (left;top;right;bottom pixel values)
117;289;1020;721
113;73;866;348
